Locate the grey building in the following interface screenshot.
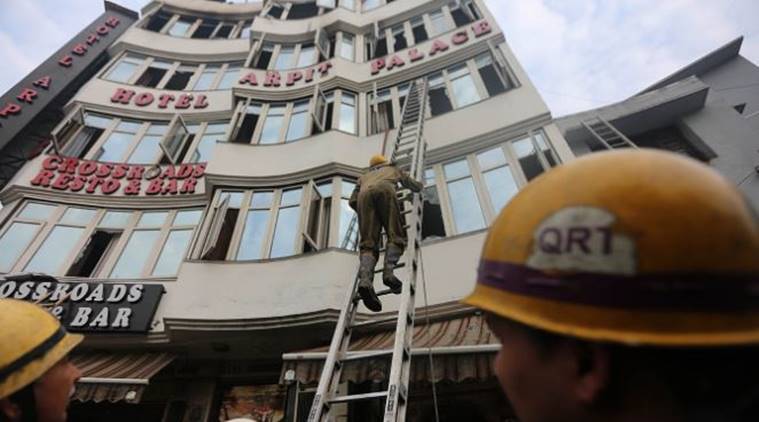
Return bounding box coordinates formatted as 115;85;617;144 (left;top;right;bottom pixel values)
556;36;759;209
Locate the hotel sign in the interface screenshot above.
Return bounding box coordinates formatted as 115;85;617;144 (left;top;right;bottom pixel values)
238;62;332;88
30;155;205;196
0;279;164;333
370;20;493;75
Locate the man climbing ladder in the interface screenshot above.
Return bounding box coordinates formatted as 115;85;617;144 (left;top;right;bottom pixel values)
349;154;423;312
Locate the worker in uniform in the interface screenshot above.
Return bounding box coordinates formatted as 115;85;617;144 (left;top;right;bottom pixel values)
463;149;759;422
349;154;423;312
0;299;83;422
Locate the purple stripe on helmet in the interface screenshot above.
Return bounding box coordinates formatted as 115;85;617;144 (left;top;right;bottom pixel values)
477;260;759;311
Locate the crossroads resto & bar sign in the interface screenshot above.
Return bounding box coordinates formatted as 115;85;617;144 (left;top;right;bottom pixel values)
0;280;164;333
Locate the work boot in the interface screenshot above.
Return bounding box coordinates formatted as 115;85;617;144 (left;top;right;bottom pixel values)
382;244;403;294
358;254;382;312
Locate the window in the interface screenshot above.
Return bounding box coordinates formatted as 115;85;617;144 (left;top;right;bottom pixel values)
192;122;229;162
339;33;355;61
193;64;220;90
338;92;357;134
374;32;388;58
369;88;394;134
237;191;274;260
392;24;407;52
217;62;243;89
254;43;275;69
450;0;479;27
274;45;296;70
105;54;144;83
340;0;355;11
152;210;201;276
475;53;509;96
297;44;317;68
448;64;481;108
233;102;262;144
428;72;453;116
63;113;112;159
145;10;171;32
477;148;518;213
270;188;303;258
286;101;310;142
0;222;41;272
511;133;555;181
267;4;284;19
363;0;381;11
411;17;428;44
25;226;86;274
421;168;446;239
238;21;252;39
215;22;235;39
338;181;358;250
260;104;286;144
192;18;219;39
135;59;172;88
429;10;451;36
94;119;141;162
165;63;196;90
287;2;320;19
443;160;485;233
128;123;166;164
168;17;195;37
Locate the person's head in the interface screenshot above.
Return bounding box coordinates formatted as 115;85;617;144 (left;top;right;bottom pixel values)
369;154;388;167
463;149;759;422
0;299;83;422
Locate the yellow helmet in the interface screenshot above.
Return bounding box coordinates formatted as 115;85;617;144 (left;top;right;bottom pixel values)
0;299;83;398
369;154;388;167
463;149;759;347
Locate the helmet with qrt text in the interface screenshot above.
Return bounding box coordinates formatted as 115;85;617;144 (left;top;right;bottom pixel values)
463;149;759;346
0;299;83;398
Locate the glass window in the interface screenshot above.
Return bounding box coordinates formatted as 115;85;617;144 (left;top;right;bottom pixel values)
193;65;220;90
444;160;485;233
168;18;194;37
478;148;517;214
421;168;446;239
174;210;203;226
513;137;545;181
0;222;39;272
192;122;228;162
95;131;134;162
429;10;450;35
340;0;355;10
274;46;295;70
297;44;317;68
260;104;286;144
411;17;428;44
19;203;56;220
338;92;356;134
449;64;481;108
138;212;169;227
217;63;242;89
237;209;271;259
24;226;85;274
220;191;245;209
338;181;357;249
392;24;407;51
270;188;303;258
251;191;274;208
99;211;132;228
135;59;172;88
110;230;160;278
127;134;162;164
339;33;355;61
106;55;143;83
268;4;284;18
192;18;218;39
286;100;310;142
363;0;381;11
476;53;508;96
59;208;96;226
428;72;453;116
165;64;196;90
145;10;171;32
152;229;193;276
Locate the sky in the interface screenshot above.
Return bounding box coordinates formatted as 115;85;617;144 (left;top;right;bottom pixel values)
0;0;757;117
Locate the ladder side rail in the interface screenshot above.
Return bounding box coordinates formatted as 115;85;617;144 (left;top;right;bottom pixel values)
386;81;418;158
581;120;615;150
597;115;638;148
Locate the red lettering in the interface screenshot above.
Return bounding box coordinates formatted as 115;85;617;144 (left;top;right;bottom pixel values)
126;166;144;180
145;179;162;195
0;103;21;118
429;39;449;56
317;62;332;75
286;71;302;86
86;34;100;45
158;94;175;108
58;55;73;67
176;164;193;179
42;156;62;170
101;179;120;194
451;31;469;45
370;58;385;75
263;71;281;87
69;176;86;192
105;16;120;28
111;88;135;104
192;163;206;177
16;89;37;104
95;163;113;177
161;179;178;195
180;178;197;193
408;48;424;62
85;178;103;193
72;44;88;56
161;166;176;179
96;25;110;36
134;92;155;107
472;20;492;37
112;164;129;179
304;68;315;83
386;55;405;71
124;179;141;195
194;95;208;109
78;161;98;176
60;157;78;174
175;94;193;109
239;72;258;86
51;174;72;190
32;76;52;90
30;170;54;187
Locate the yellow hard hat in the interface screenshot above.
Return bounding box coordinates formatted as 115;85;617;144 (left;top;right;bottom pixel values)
369;154;388;167
463;149;759;347
0;299;83;398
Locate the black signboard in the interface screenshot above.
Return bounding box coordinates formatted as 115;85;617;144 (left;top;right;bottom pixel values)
0;279;165;333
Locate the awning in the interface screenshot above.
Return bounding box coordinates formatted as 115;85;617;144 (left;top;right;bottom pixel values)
281;314;500;385
71;352;175;403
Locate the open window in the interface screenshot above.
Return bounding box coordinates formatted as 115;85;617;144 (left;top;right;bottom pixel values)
301;181;323;253
66;230;120;277
315;28;331;62
159;114;190;164
370;83;394;134
50;105;85;155
450;0;477;27
248;34;273;70
165;63;195;90
135;60;172;88
288;2;320;19
202;194;239;260
267;3;285;19
228;98;262;144
310;84;328;133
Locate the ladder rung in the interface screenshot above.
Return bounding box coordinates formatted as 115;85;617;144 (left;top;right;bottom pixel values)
350;314;398;329
341;349;393;361
329;391;387;404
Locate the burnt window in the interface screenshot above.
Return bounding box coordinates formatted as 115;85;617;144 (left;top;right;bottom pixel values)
66;230;119;277
450;1;479;27
145;10;171;32
422;168;446;239
254;43;274;69
214;23;234;39
392;25;407;51
192;19;218;39
375;34;388;57
135;60;172;88
233;103;262;144
268;4;284;18
164;64;195;90
428;72;453;116
287;2;320;19
369;88;394;134
411;17;428;44
202;192;243;261
475;53;509;96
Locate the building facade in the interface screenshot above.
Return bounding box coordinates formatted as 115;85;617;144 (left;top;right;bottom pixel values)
0;0;574;421
556;37;759;210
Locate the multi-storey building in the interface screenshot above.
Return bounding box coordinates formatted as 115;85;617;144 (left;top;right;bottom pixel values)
0;0;574;420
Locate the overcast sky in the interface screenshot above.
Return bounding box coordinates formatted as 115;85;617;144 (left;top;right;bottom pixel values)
0;0;757;117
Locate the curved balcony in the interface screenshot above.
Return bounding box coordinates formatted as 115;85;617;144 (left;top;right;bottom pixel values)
159;0;264;17
112;26;250;61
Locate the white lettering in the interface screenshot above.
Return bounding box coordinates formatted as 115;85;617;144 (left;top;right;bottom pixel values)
89;307;110;327
0;282;16;298
70;307;92;327
69;283;89;301
127;284;143;303
50;283;70;301
50;306;64;319
107;284;127;302
13;282;34;300
32;282;52;300
85;284;105;302
111;308;132;328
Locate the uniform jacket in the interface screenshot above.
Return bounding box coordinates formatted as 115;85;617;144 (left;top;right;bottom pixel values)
349;163;423;210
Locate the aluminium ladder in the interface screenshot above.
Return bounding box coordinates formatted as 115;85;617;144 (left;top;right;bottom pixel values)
581;115;638;150
306;78;429;422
